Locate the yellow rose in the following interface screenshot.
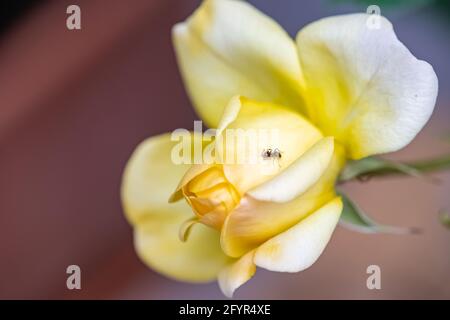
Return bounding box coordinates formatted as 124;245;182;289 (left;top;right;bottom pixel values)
122;0;438;297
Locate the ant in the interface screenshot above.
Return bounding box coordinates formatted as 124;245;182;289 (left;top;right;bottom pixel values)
261;148;282;160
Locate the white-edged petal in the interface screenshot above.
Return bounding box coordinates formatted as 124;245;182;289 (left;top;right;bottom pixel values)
248;137;334;203
218;251;256;298
254;197;342;272
297;13;438;159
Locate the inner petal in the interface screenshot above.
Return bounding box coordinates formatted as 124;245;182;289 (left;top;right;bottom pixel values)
220;147;345;258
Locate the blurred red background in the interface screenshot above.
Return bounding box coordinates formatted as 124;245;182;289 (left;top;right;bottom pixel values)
0;0;449;299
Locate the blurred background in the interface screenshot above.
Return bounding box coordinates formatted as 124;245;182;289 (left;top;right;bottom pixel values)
0;0;449;299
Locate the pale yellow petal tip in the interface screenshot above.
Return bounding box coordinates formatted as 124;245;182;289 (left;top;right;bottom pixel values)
172;22;187;40
254;197;342;273
218;251;256;298
216;95;243;134
173;0;215;39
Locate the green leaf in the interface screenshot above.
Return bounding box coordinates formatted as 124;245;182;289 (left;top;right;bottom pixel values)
440;133;450;143
439;210;450;229
409;155;450;173
338;192;419;234
339;156;423;182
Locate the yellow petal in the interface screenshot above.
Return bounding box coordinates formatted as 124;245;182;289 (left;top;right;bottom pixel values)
220;146;345;258
169;164;212;203
122;133;190;225
178;217;199;242
180;164;241;229
169;132;214;203
216;96;323;194
173;0;305;127
248;137;335;203
122;134;230;282
254;197;343;272
297;14;438;159
218;251;256;298
135;214;229;283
